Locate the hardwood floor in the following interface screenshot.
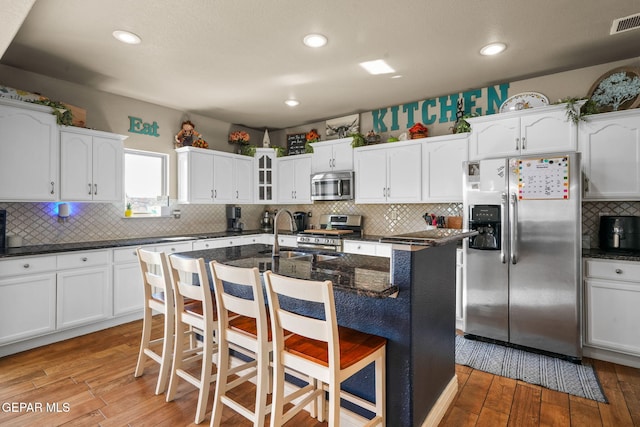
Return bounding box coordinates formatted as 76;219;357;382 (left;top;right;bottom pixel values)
0;318;638;426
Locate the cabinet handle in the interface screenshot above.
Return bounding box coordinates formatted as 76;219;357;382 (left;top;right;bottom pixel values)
211;189;214;198
205;243;210;248
82;257;88;262
515;138;520;150
521;137;526;150
584;177;589;193
236;190;239;199
171;247;176;252
615;268;623;274
94;183;98;195
133;251;137;256
23;263;30;269
88;183;92;195
50;181;55;195
214;189;217;198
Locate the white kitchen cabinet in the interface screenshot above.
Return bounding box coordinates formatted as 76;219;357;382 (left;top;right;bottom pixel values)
277;154;312;204
112;246;146;316
467;103;577;160
310;137;353;173
0;98;59;201
60;127;126;202
192;235;260;250
456;248;465;330
421;133;469;202
56;250;112;329
579;109;640;200
0;255;57;345
354;140;422;204
584;258;640;357
343;240;391;258
176;147;253;204
255;148;277;203
154;241;194;254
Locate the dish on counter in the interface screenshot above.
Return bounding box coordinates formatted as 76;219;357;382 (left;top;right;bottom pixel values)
499;92;549;113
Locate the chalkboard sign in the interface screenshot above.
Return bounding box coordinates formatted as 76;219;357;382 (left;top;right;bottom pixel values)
286;133;307;156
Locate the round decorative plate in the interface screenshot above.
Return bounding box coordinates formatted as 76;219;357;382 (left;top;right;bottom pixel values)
499;92;549;113
587;66;640;113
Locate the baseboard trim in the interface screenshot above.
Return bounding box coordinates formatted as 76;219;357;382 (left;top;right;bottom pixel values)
584;345;640;369
421;375;458;427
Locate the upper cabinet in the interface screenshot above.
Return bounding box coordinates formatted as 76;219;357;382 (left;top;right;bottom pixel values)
254;148;277;203
421;133;469;202
176;147;253;204
310;137;353;173
0;99;59;201
579;109;640;200
467;103;577;160
354;140;422;204
60;127;126;202
277;154;312;204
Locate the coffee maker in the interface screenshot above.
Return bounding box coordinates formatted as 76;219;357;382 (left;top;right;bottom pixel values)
226;206;242;232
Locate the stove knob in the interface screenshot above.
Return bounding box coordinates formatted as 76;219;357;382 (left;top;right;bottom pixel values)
314;237;321;244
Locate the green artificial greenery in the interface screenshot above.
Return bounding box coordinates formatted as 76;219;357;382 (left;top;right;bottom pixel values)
27;99;73;125
452;113;478;134
349;132;366;148
240;144;257;157
556;97;598;124
304;142;314;154
275;146;286;157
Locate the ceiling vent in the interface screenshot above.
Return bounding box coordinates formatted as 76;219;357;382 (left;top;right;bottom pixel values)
610;13;640;34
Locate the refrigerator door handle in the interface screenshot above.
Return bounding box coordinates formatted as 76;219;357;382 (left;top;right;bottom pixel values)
501;193;507;264
510;192;518;264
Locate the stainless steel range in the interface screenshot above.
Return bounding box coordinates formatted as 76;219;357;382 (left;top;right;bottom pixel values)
296;214;363;252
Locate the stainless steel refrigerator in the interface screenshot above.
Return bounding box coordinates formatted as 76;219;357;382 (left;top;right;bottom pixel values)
462;152;582;360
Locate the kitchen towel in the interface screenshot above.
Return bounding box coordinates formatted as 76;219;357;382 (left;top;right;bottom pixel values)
455;335;607;403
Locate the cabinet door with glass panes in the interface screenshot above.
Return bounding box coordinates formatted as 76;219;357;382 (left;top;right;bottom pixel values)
254;148;277;203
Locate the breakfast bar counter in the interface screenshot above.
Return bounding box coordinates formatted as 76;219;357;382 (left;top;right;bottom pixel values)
174;229;475;426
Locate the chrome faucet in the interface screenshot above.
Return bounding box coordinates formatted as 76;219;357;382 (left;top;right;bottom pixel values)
272;209;297;257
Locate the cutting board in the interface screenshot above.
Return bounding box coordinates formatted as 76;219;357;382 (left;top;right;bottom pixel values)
303;229;354;235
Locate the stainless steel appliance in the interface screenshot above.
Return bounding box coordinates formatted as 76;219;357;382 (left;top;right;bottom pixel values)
311;171;354;201
599;215;640;251
0;209;6;249
297;214;363;252
260;210;273;232
463;153;582;360
226;206;242;232
293;211;308;231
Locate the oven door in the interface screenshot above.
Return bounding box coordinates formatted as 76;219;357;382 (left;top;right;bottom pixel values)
311;172;354;201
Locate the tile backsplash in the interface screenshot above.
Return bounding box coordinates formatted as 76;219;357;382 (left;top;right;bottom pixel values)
4;199;637;248
0;201;462;246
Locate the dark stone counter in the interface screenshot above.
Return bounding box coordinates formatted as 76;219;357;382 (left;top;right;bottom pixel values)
173;244;396;298
583;248;640;262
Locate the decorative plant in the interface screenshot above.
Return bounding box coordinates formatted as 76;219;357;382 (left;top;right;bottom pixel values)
27;99;73;125
408;122;429;139
275;146;286;157
240;144;256;157
229;130;250;144
349;132;366;148
125;202;132;217
306;128;320;143
555;97;597;124
452;113;478;134
304;142;314;154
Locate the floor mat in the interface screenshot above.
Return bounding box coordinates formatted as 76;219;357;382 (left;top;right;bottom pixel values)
455;335;607;403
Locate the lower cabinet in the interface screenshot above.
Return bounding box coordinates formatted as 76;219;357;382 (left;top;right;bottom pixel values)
343;240;391;258
584;258;640;357
113;246;146;316
56;250;112;329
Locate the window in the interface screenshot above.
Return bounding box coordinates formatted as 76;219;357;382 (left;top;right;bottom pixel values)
124;149;168;217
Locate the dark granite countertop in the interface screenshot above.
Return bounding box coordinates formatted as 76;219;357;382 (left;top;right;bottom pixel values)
583;248;640;262
0;230;275;259
172;244;396;298
379;228;477;247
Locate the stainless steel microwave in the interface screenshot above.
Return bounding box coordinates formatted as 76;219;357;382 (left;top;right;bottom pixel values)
310;171;354;201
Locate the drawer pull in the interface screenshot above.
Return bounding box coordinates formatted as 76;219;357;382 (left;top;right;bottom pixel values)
23;263;30;269
615;268;623;274
133;251;137;256
82;257;88;262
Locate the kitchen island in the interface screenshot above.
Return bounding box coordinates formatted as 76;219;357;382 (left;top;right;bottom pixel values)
174;228;475;426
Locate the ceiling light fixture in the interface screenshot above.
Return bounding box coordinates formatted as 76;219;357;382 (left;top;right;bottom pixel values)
359;59;395;75
480;42;506;56
285;99;300;107
303;34;328;48
112;30;142;45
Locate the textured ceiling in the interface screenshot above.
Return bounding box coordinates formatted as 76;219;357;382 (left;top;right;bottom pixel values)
1;0;640;129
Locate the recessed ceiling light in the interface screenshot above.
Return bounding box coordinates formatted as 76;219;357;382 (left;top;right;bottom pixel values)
480;42;506;56
303;34;328;48
359;59;395;75
285;99;300;107
112;30;142;45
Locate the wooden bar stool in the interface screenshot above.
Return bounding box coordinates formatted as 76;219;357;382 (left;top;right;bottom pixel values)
208;261;272;427
264;271;386;427
133;248;175;395
165;255;218;424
